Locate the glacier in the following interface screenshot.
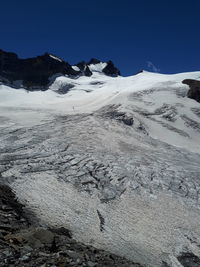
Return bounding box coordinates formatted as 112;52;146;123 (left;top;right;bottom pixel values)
0;69;200;266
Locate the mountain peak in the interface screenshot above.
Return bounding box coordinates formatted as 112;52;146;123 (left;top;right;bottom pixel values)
0;49;121;89
87;58;101;65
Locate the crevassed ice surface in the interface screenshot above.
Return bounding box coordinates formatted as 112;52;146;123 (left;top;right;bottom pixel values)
0;71;200;267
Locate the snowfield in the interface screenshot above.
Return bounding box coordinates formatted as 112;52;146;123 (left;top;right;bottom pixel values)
0;70;200;266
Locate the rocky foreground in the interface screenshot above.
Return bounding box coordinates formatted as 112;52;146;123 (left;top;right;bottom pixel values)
0;184;200;267
0;184;144;267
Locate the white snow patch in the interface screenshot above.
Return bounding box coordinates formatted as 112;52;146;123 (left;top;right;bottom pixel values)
72;65;80;71
49;54;63;62
89;62;107;72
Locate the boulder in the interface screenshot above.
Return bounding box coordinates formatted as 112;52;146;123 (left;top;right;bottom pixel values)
182;79;200;103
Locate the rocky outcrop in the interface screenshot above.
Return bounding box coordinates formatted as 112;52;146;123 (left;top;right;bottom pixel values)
75;61;93;77
87;58;101;65
76;58;120;77
182;79;200;103
76;58;121;77
84;65;93;77
76;61;86;71
102;60;121;76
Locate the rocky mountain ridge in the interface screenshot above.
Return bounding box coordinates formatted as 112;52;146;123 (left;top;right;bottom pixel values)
0;49;200;103
0;50;120;90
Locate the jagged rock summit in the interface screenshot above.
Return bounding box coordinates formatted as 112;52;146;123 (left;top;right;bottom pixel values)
74;58;120;77
0;49;120;89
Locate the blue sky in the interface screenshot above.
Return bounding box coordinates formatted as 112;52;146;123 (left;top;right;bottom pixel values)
0;0;199;76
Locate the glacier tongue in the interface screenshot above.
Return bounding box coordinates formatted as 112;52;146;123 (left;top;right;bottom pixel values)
0;71;200;266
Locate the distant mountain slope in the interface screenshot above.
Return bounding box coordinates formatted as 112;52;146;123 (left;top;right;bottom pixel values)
0;50;120;89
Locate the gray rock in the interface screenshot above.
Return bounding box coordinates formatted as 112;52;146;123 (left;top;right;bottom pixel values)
32;228;55;245
102;60;121;76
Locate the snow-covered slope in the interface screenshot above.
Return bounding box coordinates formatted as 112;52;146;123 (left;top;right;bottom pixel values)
0;70;200;267
1;71;200;152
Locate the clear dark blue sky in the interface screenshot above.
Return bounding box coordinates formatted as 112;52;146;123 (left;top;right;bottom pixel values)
1;0;199;76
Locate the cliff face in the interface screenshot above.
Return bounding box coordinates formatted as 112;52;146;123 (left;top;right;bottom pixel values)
0;50;79;89
182;79;200;103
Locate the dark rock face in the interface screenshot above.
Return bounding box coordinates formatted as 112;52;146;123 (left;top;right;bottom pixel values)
75;61;93;76
0;184;29;232
182;79;200;103
0;50;80;89
84;65;93;77
102;60;121;77
0;184;142;267
76;61;87;71
135;70;144;75
56;83;75;94
75;58;120;77
87;58;101;65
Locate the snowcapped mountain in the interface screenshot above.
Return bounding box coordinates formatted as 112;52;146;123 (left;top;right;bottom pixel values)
0;50;120;89
0;50;200;267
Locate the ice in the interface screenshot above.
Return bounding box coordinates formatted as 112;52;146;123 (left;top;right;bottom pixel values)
88;62;107;72
72;65;80;71
0;70;200;266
